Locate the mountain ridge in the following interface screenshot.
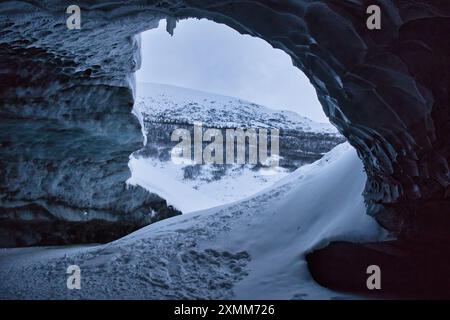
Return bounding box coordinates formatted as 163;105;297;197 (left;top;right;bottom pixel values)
136;82;339;134
132;82;345;212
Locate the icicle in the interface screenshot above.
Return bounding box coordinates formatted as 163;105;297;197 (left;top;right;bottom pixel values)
166;16;177;36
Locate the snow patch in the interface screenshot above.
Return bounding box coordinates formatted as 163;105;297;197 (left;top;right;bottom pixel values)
127;155;221;213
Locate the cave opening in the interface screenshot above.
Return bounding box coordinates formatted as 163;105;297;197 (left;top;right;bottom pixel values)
130;18;343;214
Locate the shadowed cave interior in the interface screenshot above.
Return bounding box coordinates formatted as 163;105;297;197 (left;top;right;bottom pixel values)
1;0;449;297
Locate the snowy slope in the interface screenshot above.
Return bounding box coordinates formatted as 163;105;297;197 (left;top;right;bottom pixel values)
127;155;290;213
127;155;221;213
0;143;387;299
136;82;339;134
129;82;343;212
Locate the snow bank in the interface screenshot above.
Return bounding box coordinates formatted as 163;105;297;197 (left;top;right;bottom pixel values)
0;143;387;299
226;143;389;298
127;155;221;213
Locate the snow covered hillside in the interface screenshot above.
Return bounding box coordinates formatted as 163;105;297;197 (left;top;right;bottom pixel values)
136;82;339;134
132;83;344;212
0;143;387;299
127;156;290;213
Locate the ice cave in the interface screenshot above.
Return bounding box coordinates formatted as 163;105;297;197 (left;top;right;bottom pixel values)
1;0;449;299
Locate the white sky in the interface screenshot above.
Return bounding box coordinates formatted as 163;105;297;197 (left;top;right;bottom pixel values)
136;18;328;123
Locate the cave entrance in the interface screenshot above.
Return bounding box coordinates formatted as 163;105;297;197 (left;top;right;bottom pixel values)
130;18;343;213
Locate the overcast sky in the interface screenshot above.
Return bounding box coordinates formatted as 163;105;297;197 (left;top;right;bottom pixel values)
136;18;328;123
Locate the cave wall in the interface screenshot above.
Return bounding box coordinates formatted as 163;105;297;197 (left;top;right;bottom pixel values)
0;0;449;245
0;3;180;246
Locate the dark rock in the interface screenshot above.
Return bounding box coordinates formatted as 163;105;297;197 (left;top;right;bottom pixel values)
307;241;450;299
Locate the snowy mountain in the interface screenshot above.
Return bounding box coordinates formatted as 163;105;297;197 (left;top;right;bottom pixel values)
136;83;339;134
131;83;345;212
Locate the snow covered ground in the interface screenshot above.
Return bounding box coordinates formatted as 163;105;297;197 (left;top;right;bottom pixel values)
0;143;387;299
136;82;339;134
127;155;290;213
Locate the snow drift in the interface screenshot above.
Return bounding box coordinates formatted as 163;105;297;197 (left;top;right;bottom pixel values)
0;143;387;299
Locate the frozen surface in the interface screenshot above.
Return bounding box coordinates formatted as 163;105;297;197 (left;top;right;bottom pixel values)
0;143;387;299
